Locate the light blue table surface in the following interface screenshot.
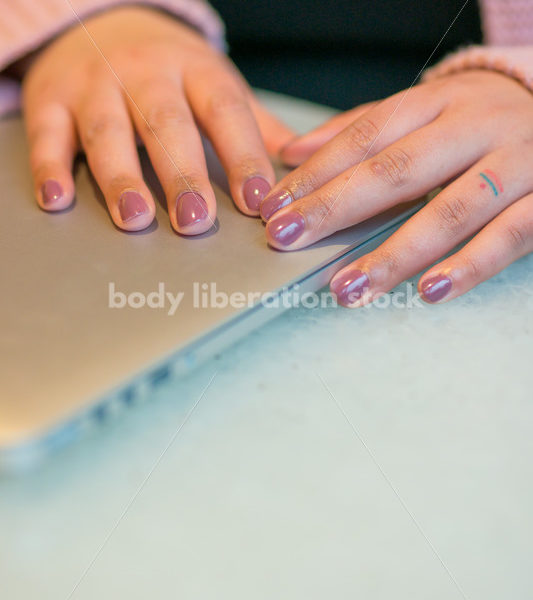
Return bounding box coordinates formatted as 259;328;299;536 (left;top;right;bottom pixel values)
1;91;532;600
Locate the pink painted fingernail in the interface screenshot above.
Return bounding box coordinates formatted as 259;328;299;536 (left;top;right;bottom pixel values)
176;191;208;227
330;268;370;307
266;211;305;246
118;191;149;222
420;274;452;303
260;189;293;221
41;180;63;205
243;176;271;211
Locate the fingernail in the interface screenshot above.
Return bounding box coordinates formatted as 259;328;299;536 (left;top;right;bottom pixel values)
176;191;208;228
330;268;370;307
41;180;63;205
260;189;293;221
420;274;452;303
266;211;305;246
243;176;271;211
118;191;149;222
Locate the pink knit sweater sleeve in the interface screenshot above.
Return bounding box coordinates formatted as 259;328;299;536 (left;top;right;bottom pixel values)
424;0;533;92
0;0;225;116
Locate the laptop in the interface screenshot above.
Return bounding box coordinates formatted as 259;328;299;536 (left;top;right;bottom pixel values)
0;100;422;470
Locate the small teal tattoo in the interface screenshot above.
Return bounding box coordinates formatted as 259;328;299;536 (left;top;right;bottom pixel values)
479;170;503;197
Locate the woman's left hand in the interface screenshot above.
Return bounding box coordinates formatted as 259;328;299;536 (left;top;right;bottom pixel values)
260;70;533;306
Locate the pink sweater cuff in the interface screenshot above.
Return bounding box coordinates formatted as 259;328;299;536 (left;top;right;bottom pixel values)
480;0;533;46
0;0;225;116
424;45;533;93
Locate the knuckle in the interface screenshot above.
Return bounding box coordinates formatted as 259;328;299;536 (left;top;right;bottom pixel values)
461;254;483;280
205;88;248;118
369;147;413;187
143;103;189;134
433;195;470;235
505;222;528;252
310;193;336;224
292;168;322;197
344;117;379;154
81;114;125;147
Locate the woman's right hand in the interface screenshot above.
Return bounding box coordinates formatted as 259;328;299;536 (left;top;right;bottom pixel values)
22;5;294;233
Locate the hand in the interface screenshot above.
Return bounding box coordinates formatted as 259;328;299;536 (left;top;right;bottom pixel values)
22;6;294;233
260;70;533;306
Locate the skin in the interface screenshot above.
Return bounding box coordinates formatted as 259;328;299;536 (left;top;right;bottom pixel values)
262;70;533;305
21;6;294;233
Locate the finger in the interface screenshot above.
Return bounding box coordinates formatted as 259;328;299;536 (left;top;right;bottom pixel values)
186;62;275;216
260;85;445;221
24;101;77;211
418;193;533;304
248;95;296;157
128;75;216;235
280;101;378;167
76;86;155;231
329;146;532;307
265;113;485;250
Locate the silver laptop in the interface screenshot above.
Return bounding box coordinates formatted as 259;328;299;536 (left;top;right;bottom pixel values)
0;105;422;470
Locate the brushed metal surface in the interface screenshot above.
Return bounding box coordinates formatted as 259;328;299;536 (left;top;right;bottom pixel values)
0;95;420;451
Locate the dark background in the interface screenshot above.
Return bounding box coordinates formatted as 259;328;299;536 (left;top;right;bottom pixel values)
209;0;482;109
